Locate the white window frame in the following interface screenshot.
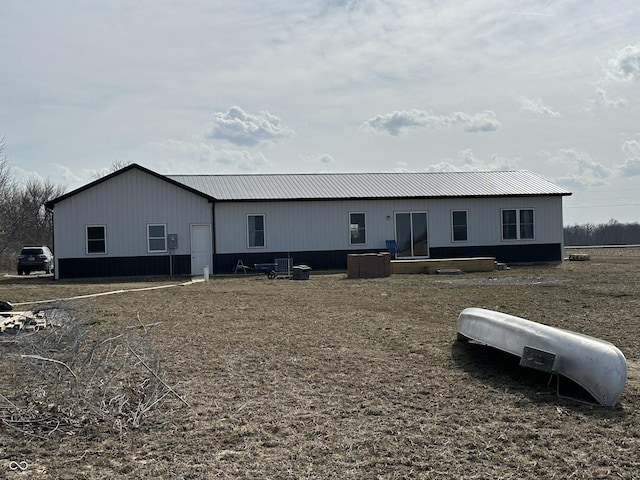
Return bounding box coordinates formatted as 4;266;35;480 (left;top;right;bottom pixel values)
349;212;367;245
501;208;535;241
86;225;107;255
147;223;167;253
247;214;266;248
451;210;469;243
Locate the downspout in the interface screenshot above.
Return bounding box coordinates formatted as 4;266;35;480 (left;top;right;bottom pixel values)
45;203;57;280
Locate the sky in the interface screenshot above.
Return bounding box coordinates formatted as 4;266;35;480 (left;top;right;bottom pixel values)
1;0;640;226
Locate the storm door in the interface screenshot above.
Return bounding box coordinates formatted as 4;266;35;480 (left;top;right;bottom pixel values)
395;212;429;258
190;224;212;275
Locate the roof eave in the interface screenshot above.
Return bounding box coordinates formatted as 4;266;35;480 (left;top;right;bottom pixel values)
213;192;572;202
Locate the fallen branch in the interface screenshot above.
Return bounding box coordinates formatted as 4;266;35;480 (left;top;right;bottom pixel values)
99;333;125;346
125;321;163;330
0;392;18;409
12;354;78;383
136;312;147;334
128;346;191;408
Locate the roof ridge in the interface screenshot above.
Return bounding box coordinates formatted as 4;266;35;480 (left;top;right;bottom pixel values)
168;170;528;178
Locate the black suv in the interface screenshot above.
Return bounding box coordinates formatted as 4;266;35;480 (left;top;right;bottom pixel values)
17;246;54;275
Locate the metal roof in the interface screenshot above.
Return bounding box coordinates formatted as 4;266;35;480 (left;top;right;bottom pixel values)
167;170;571;201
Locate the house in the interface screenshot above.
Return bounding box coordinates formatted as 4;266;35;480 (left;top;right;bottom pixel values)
44;164;571;279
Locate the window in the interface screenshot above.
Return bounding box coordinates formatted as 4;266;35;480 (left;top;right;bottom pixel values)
86;225;106;254
349;212;366;245
452;210;468;242
147;224;167;252
502;209;534;240
247;214;265;248
502;210;517;240
519;209;534;239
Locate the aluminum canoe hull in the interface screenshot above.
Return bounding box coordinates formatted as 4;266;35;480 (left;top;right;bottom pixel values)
457;307;627;407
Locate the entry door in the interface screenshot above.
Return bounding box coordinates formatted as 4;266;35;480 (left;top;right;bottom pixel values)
395;212;429;258
190;224;212;275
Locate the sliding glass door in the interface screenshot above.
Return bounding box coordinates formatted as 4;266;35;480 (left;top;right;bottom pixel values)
395;212;429;258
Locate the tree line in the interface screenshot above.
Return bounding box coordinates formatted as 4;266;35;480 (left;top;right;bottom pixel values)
0;138;66;271
564;220;640;246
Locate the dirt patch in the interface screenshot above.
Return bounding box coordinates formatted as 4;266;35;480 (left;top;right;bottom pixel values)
1;252;639;479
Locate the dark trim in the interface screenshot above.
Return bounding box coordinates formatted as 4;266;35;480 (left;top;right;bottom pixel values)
45;164;216;210
214;243;563;273
57;255;191;278
214;250;363;274
429;243;563;264
54;243;563;278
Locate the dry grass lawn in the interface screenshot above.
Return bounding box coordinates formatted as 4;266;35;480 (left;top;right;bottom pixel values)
1;247;639;479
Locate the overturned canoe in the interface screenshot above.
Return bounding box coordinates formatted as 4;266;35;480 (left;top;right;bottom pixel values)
457;307;627;407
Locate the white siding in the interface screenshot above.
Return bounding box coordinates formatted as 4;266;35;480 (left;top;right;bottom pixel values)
53;168;212;259
214;195;564;254
428;196;564;246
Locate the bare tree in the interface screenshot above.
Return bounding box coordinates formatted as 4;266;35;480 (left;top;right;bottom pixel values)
0;138;66;270
18;178;66;247
93;159;132;179
0;137;16;195
564;220;640;245
0;137;18;255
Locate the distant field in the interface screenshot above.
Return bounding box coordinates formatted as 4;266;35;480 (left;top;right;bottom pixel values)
1;249;639;479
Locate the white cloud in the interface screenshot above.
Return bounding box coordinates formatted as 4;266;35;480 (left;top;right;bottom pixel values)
204;107;294;147
151;139;217;162
3;1;640;224
151;138;270;172
620;139;640;157
361;110;431;136
393;161;411;172
605;43;640;82
423;150;521;172
361;109;500;136
619;140;640;177
453;111;502;133
488;154;522;171
10;165;47;187
216;150;271;172
544;149;613;189
590;88;626;109
10;163;96;191
518;96;560;117
423;161;460;173
457;149;484;169
619;157;640;177
53;164;89;188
